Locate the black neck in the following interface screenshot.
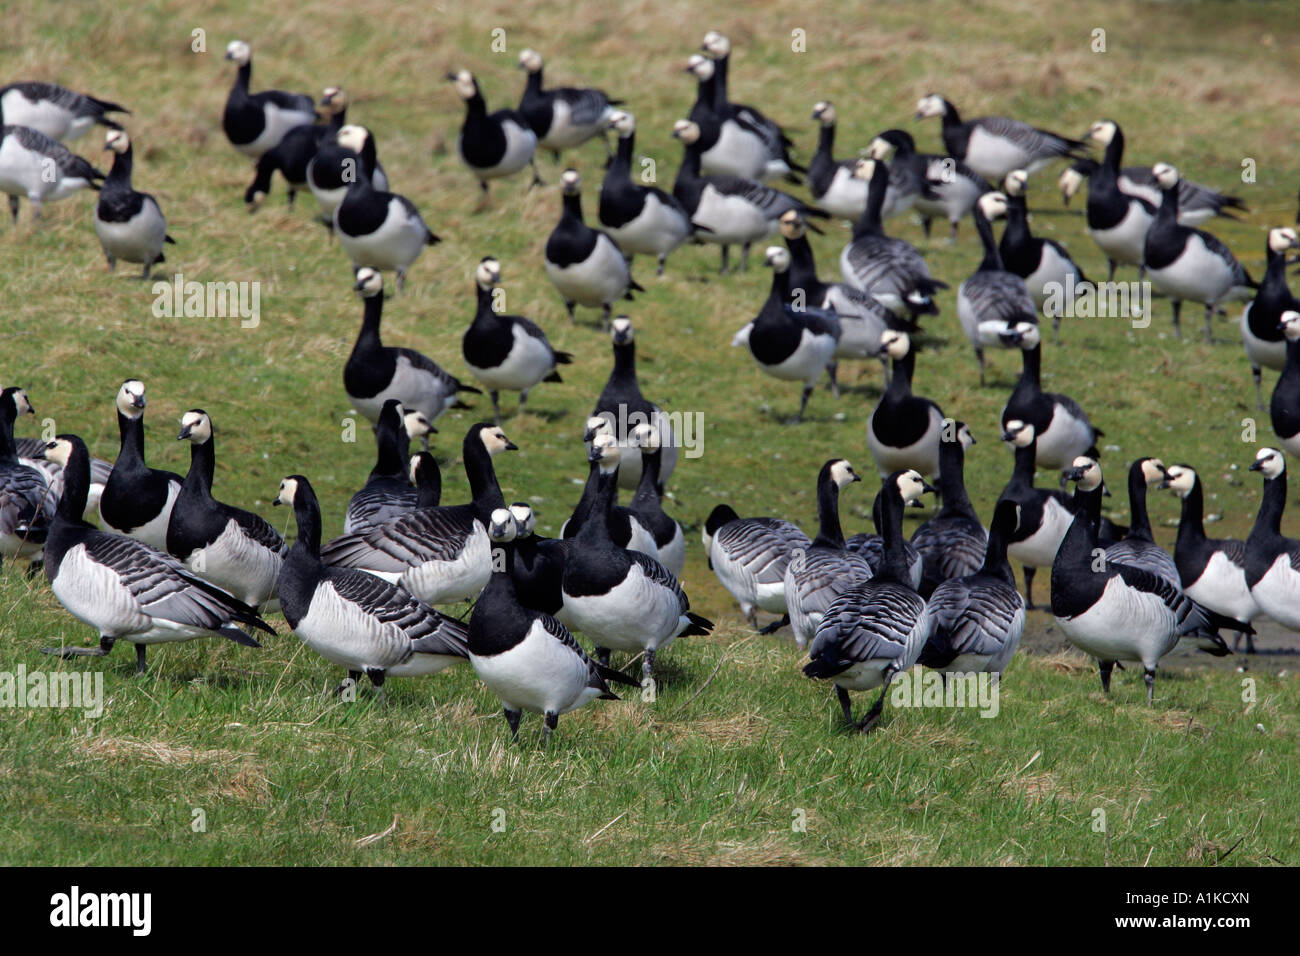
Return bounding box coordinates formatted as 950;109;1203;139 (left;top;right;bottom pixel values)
462;432;504;510
851;162;888;239
885;349;915;397
105;145;133;188
611;131;634;172
974;205;1004;271
1175;477;1206;547
1127;463;1153;539
1102;127;1125;171
816;122;834;158
182;435;217;501
937;438;975;516
1019;343;1041;387
1250;472;1288;542
812;468;846;549
575;466;618;546
54;439;93;523
1155;181;1180;226
371;409;408;479
562;191;584;223
290;481;323;560
876;486;911;585
631;445;663;506
981;508;1013;576
0;396;18;461
356;294;383;349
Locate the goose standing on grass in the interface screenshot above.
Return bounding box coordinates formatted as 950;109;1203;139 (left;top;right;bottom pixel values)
1144;162;1256;342
517;49;621;160
544;169;641;322
448;70;539;197
333;126;440;292
168;410;286;608
867;330;944;480
919;498;1024;675
1079;121;1155;282
306;120;389;232
463;257;571;422
592;316;677;492
704;505;810;632
734;246;840;423
868;128;990;241
1161;464;1261;653
784;459;875;648
914;94;1086;183
560;431;659;560
998;169;1089;340
627;423;684;578
36;435;272;675
808;102;869;220
0;82;128;141
345;267;477;425
275;474;469;697
804;470;934;733
321;424;516;606
245;85;349;211
98;379;184;551
1245;448;1300;632
671;118;826;274
0;388;50;566
470;508;637;742
343;400;434;534
840;158;948;319
598;111;693;276
507;502;567;617
996;420;1075;609
220;40;316;160
1242;227;1300;409
1105;458;1178;584
699;32;802;179
910;420;987;597
959;192;1039;385
0;123;103;222
999;321;1100;470
1271;311;1300;457
94;130;173;279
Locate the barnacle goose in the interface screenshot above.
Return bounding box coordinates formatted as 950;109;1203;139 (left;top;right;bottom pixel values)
557;440;711;678
507;502;566;617
221;40;316;159
996;420;1075;608
168;410;286;608
560;432;659;560
803;469;934;733
1079;121;1155;282
98;379;183;550
333;126;440;292
410;452;442;509
11;433;109;526
909;420;987;598
0;388;50;565
0;123;103;222
1241;227;1300;409
840;159;948;319
671;118;827;274
592;316;677;492
959;191;1039;385
463;257;571;422
918;498;1024;675
305;121;389;231
999;321;1100;470
275;475;468;696
1145;163;1256;342
844;489;925;590
1245;448;1300;632
517;48;621;160
703;505;810;631
245;86;348;211
868;129;990;241
342;400;434;534
685;51;797;185
448;70;539;197
1063;456;1129;550
320;424;516;606
0;81;127;141
1271;311;1300;457
627;423;684;578
808;102;868;220
345;267;477;425
699;32;802;183
998;169;1089;340
94;130;173;279
470;507;636;742
598;111;693;275
915;94;1085;184
1161;465;1261;652
734;246;839;423
36;435;271;675
1105;458;1179;585
784;459;875;648
545;168;641;322
867;330;944;479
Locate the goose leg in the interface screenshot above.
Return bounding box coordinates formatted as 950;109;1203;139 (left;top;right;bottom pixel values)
366;668;387;703
836;685;854;726
857;676;893;734
719;245;730;274
1022;566;1036;610
1105;259;1116;283
134;644;148;676
287;187;297;209
1098;659;1114;694
757;614;789;636
334;671;362;696
1171;299;1182;339
529;161;543;189
564;301;576;322
792;385;814;423
595;647;611;667
396;270;406;295
920;216;933;239
947;221;959;243
543;710;558;745
1053;313;1062;345
504;706;522;740
642;647;656;680
1252;367;1264;411
1203;303;1213;344
1142;666;1156;705
740;242;751;272
43;634;115;659
827;361;840;398
975;347;986;387
602;303;611;327
656;253;667;276
518;388;530;415
489;391;502;424
7;195;18;224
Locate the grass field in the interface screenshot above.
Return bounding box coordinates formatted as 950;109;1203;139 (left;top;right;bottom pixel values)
1;0;1297;865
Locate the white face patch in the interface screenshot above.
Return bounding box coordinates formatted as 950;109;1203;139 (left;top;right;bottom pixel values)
518;49;543;73
474;258;500;289
866;137;892;160
488;508;517;542
225;40;251;65
608;111;634;135
561;169;582;193
105;130;129;154
452;70;477;100
1152;163;1178;188
673;119;700;144
10;389;33;416
116;380;146;418
633;423;658;450
1270;227;1299;254
1058;167;1083;198
610;317;633;343
814;102;836;125
1017;323;1041;350
1255;448;1285;480
276;477;298;506
1087;120;1116;146
404;412;431;439
765;246;790;271
1005;421;1034;447
915;94;945;118
592;433;620;473
482;428;515;456
1140;459;1165;484
779;210;805;240
1164;466;1195;498
880;330;909;361
897;470;928;504
979;192;1009;219
180;411;212;444
702;30;730;57
1004;170;1028;195
355;267;382;296
687;54;714;80
958;425;975;450
508;504;534;535
852;158;876;182
1281;311;1300;342
45;438;73;468
829;459;857;487
336;124;368;154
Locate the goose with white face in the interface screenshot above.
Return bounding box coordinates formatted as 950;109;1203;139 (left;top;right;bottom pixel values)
221;40;317;159
449;69;538;193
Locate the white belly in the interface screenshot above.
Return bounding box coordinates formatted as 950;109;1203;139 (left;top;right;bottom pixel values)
545;235;630;307
1089;201;1152;266
606;193;691;257
471;621;596;715
1056;579;1177;667
1184;551;1258;623
94;199;167;263
466;324;556;392
184;519;282;607
691;187;773;244
1008;497;1072;568
561;565;682;652
337;198;429;272
1250;555;1300;629
1147;235;1236;305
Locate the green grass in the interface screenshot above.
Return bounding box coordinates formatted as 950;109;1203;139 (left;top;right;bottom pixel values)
0;0;1297;865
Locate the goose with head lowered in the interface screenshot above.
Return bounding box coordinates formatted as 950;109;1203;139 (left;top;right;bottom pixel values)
94;129;174;279
840;158;948;320
35;435;272;675
545;168;641;323
918;498;1024;676
914;94;1086;184
703;504;810;633
867;330;944;480
999;320;1100;471
1241;228;1300;409
345;267;477;426
804;469;935;733
0;387;50;566
868;128;990;241
591;316;677;492
517;48;622;161
1245;448;1300;633
448;69;539;199
959;191;1039;385
245;85;350;212
463;257;572;423
996;420;1075;609
909;420;987;598
97;379;184;551
784;458;875;648
598;110;693;276
321;423;516;606
1144;162;1256;342
0;81;127;141
221;40;316;160
342;400;435;534
1271;311;1300;458
469;508;638;744
306;119;389;232
560;430;659;561
558;440;711;678
275;474;469;697
0;123;103;222
733;246;839;423
169;410;286;609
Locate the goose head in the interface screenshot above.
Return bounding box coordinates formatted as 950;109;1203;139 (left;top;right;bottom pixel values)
701;31;730;59
851;158;878;182
477;423;518;456
811;101;836;125
914;94;947;120
177;409;213;444
828;458;861;489
35;436;75;467
998;320;1041;350
764;246;790;272
404;409;435;440
518;48;544;74
589;433;621;473
632;422;660;452
560;168;582;196
779;209;806;241
1249;447;1285;480
273;476;301;507
583;415;614;443
1058;165;1086;203
685;55;714;81
607;110;635;136
1151;162;1179;189
3;386;34;418
224;40;251;66
1086;119;1118;146
320;86;348;114
353;266;383;297
610;316;634;345
475;256;502;290
876;329;911;361
1280;309;1300;341
894;468;937;506
508;502;536;537
116;379;146;418
447;70;479;101
1063;455;1103;492
978;191;1009;220
672;119;702;145
1138;457;1167;486
944;419;976;450
1002;419;1036;448
104;129;130;155
1268;226;1298;255
1160;464;1197;498
336;124;371;155
1003;169;1029;197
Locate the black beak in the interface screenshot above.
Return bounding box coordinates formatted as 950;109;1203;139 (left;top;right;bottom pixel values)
1248;461;1264;472
1158;477;1174;489
1062;466;1087;482
921;481;938;495
504;439;519;451
587;447;604;463
32;444;48;460
177;425;192;440
445;72;458;82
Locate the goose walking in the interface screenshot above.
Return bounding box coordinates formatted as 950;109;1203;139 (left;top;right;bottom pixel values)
94;130;174;279
996;420;1075;608
342;399;435;534
909;420;987;597
0;81;128;141
448;70;539;198
868;129;990;241
867;330;944;480
959;192;1039;384
0;123;103;222
914;94;1086;183
591;316;677;492
703;505;810;632
517;49;621;160
544;169;641;322
1245;448;1300;632
1271;311;1300;457
97;379;184;551
221;40;316;159
1242;228;1300;409
0;388;50;565
999;321;1100;470
1078;120;1156;282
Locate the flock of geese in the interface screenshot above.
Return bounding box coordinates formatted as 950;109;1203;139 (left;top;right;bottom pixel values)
2;31;1299;741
